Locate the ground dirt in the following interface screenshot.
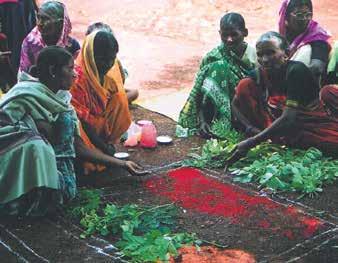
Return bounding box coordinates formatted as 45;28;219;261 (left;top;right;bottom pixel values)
1;1;338;262
1;106;337;262
59;0;338;101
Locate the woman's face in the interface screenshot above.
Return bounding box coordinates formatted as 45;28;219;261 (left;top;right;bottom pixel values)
256;39;288;71
37;11;63;45
286;5;312;35
58;58;76;90
219;25;246;50
94;48;116;76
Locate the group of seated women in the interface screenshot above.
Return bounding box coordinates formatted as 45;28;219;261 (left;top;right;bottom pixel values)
177;0;338;160
0;0;337;217
0;1;141;216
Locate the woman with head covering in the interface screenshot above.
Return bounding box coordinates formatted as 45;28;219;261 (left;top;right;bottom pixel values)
70;30;132;171
278;0;330;81
0;0;37;74
85;22;139;103
0;46;145;217
19;0;80;74
176;12;256;138
229;31;338;164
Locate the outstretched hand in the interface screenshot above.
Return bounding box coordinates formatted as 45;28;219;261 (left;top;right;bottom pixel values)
224;138;256;172
124;161;150;176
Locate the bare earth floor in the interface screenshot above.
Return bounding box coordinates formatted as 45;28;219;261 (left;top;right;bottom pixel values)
1;1;338;262
1;106;337;262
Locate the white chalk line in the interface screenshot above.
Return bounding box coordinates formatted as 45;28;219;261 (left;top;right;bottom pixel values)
0;238;29;263
47;219;127;262
285;234;338;263
0;224;49;262
260;227;338;262
56;216;118;251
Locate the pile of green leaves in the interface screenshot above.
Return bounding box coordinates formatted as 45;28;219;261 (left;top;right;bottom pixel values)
183;128;243;168
184;126;338;196
231;147;338;196
68;191;200;262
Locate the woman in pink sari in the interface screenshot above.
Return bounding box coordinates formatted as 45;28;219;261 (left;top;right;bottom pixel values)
278;0;331;82
19;1;80;75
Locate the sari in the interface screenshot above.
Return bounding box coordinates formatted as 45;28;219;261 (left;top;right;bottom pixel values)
70;31;131;149
235;67;338;155
177;43;256;136
19;1;79;74
278;0;330;64
0;79;77;216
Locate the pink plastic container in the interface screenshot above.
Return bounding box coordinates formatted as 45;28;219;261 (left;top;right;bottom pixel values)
140;123;157;148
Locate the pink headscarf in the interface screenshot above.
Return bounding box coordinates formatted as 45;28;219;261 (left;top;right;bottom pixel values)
278;0;330;55
19;1;73;73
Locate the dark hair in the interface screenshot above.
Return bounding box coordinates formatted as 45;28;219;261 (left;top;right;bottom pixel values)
220;12;246;31
31;46;72;78
85;22;113;36
257;31;289;52
93;30;119;56
286;0;313;17
39;1;64;20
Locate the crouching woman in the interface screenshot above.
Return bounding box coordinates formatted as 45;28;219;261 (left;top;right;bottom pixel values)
0;46;144;217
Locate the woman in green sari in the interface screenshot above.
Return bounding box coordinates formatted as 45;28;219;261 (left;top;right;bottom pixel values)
177;13;256;138
0;46;145;217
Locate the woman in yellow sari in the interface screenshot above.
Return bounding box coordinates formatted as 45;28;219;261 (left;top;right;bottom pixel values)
85;22;139;104
71;30;131;161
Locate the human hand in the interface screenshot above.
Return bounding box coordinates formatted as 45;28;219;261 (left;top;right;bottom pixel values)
245;126;261;137
199;122;214;139
124;161;150;176
224;138;257;172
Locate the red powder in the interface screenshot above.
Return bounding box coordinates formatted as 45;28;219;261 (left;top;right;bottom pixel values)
145;168;325;240
258;220;271;229
283;230;295;240
301;218;324;238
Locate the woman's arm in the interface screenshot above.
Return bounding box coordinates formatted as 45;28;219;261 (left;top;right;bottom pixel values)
231;97;261;136
250;107;297;145
81;121;115;155
198;96;216;138
74;136;147;175
36;120;55;143
226;107;298;165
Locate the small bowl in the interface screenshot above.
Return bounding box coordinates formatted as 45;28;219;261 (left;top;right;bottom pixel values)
156;135;173;144
114;152;130;159
137;120;153;126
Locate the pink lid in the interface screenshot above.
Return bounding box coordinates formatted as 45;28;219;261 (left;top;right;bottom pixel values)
137;120;153;126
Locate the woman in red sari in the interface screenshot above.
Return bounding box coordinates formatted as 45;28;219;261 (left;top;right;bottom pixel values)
230;31;338;163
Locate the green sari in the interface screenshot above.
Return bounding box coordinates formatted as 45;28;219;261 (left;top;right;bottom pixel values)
0;79;73;216
176;43;255;136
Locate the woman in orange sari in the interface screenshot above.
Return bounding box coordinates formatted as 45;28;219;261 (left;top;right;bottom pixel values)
85;22;139;104
71;30;131;160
